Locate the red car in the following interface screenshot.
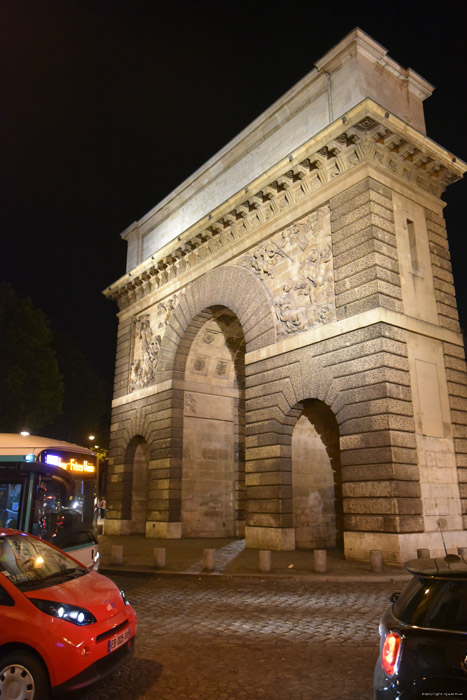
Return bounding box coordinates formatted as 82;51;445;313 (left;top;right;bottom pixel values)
0;528;137;699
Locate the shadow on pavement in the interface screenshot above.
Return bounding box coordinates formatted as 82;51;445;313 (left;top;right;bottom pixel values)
62;658;163;700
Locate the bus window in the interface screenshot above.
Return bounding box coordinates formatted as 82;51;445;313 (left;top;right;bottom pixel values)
71;478;97;533
32;476;96;549
0;484;22;529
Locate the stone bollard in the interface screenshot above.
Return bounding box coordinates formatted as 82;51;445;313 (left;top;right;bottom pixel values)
258;550;271;573
314;549;327;573
111;545;123;565
370;549;383;573
203;549;215;571
154;547;166;569
458;547;467;557
417;548;430;559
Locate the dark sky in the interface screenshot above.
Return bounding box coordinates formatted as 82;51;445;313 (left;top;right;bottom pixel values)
1;1;466;383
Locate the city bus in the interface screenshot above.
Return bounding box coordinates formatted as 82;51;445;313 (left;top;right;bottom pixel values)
0;433;99;569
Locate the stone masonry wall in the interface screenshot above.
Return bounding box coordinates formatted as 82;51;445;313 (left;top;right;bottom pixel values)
331;178;402;319
426;209;467;526
427;210;460;333
244;321;422;538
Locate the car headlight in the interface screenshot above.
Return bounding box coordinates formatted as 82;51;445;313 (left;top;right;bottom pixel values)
30;598;97;625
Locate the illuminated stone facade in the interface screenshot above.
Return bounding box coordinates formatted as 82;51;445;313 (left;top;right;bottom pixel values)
104;29;467;562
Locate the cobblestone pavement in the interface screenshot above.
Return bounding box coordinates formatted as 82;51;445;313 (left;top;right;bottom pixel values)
67;575;399;700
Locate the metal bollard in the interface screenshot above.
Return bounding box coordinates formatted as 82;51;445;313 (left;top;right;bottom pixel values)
370;549;383;573
314;549;327;573
111;545;123;565
258;550;271;572
417;548;430;559
203;548;215;571
154;547;166;568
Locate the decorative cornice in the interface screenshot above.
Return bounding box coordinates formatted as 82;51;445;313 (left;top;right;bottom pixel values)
104;99;465;311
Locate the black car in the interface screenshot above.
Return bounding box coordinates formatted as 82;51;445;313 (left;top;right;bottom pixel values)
374;553;467;699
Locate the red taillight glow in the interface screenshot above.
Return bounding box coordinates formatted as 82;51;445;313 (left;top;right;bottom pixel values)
381;632;401;676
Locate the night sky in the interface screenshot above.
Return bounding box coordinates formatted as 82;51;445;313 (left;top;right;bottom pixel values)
1;1;466;384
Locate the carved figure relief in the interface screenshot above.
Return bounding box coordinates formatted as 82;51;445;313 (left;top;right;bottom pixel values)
129;315;161;390
185;393;197;414
240;240;291;279
193;357;206;373
155;293;181;332
239;205;336;335
216;361;228;376
203;330;216;344
129;290;185;391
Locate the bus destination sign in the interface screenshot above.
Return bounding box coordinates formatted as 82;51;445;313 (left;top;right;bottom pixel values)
42;452;96;475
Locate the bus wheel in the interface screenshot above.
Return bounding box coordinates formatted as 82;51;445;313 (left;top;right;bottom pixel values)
0;651;49;700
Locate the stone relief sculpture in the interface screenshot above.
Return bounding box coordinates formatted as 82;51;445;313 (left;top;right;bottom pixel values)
185;393;197;414
129;316;161;390
240;240;291;279
129;291;184;391
239;206;336;335
275;282;309;333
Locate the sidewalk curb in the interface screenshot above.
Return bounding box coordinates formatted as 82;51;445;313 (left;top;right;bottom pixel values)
100;565;411;584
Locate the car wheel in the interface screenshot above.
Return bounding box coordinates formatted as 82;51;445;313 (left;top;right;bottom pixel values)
0;651;49;700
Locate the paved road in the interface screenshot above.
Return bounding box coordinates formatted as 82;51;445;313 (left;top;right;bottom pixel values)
70;575;398;700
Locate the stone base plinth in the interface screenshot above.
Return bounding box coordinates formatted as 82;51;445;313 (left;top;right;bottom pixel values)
245;526;295;551
145;521;182;539
103;519;132;536
344;530;467;564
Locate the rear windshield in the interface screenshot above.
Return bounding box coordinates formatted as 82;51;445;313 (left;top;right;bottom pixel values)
0;533;87;591
393;575;467;632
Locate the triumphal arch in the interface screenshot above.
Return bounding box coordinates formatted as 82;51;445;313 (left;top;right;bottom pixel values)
104;29;467;562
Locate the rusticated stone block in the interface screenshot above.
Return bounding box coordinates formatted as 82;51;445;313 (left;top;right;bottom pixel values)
343;497;422;515
246;498;293;514
344;514;385;531
342;463;420;482
245;471;292;487
247;512;294;528
342;481;420;498
247;485;292;500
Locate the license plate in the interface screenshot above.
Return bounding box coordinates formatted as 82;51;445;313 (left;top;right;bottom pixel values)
107;627;130;653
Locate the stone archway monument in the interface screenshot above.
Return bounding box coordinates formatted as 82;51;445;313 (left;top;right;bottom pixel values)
104;29;467;563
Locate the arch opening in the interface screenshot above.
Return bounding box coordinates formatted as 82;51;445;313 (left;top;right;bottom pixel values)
291;399;343;549
181;307;245;538
124;435;149;535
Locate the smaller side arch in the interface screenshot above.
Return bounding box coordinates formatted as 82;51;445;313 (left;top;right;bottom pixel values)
291;399;343;549
124;435;150;535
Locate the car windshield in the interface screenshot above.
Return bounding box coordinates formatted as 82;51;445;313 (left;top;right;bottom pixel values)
0;533;87;591
393;575;467;632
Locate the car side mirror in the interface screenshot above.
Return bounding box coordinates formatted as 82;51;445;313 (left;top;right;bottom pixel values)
389;592;400;603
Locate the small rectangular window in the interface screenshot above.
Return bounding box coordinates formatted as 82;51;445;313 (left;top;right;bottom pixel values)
407;219;419;271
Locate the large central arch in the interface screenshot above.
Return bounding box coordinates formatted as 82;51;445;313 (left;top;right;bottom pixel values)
143;265;277;539
155;265;277;384
181;307;245;537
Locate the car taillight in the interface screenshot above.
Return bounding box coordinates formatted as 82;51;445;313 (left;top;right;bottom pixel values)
381;631;401;676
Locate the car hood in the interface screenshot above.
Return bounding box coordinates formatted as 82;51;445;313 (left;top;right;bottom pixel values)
24;570;126;621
